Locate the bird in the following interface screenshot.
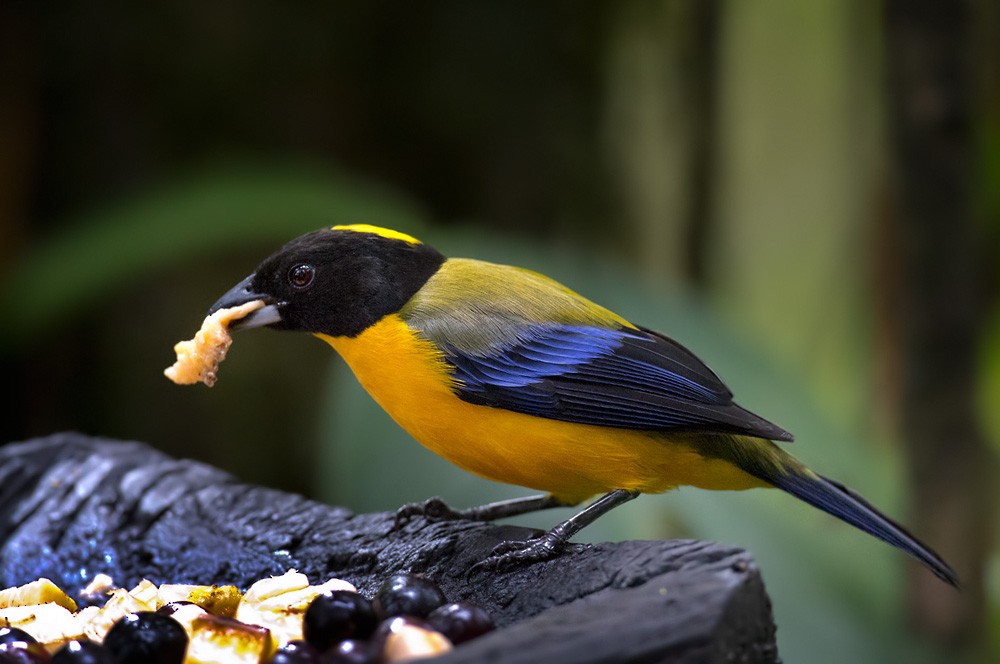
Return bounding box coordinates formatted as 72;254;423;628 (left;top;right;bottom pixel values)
207;223;958;585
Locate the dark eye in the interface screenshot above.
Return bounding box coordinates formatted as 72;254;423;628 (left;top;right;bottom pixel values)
288;263;315;290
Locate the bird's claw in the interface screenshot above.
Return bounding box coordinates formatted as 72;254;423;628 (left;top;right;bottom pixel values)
468;533;587;576
392;497;465;531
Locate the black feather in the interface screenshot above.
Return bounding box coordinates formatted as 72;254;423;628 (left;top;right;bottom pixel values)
442;324;793;441
765;470;959;586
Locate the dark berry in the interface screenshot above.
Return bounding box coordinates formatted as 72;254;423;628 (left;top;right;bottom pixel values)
103;612;187;664
267;639;322;664
51;640;113;664
303;590;377;651
268;640;321;664
322;639;377;664
0;641;49;664
427;602;495;644
0;630;35;647
155;601;195;616
371;574;445;619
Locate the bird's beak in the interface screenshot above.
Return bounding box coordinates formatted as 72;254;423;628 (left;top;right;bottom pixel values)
208;273;284;331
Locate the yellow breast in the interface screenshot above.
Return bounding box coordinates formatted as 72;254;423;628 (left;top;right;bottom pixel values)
318;315;764;504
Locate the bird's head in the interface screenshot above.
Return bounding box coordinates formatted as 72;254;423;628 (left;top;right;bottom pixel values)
209;225;445;337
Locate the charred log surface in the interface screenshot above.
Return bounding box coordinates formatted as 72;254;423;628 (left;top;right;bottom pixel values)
0;433;779;663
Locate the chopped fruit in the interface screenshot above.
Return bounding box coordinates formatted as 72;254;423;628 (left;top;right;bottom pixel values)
156;584;241;618
377;617;451;662
240;571;312;605
80;588;156;643
0;571;496;661
155;602;207;631
78;576;115;604
0;579;78;613
0;603;85;652
164;300;266;386
186;612;273;664
235;571;356;648
125;581;158;609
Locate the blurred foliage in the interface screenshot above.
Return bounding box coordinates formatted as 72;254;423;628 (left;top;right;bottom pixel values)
0;161;427;346
1;1;997;663
0;163;427;495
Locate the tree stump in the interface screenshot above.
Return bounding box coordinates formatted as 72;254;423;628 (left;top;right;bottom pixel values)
0;433;779;663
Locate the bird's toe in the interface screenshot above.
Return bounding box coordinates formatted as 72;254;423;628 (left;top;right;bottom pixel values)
392;496;464;531
468;533;570;576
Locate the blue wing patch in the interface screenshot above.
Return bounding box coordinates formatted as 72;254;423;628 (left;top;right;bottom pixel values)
440;324;793;441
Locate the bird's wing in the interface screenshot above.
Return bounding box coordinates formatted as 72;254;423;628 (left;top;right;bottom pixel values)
433;322;793;441
401;258;792;441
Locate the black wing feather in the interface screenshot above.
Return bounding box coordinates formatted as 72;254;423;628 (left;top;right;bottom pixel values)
441;323;794;441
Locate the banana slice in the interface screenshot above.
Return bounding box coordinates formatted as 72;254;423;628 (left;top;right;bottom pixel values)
0;603;85;653
167;603;274;664
0;578;77;612
381;617;453;662
81;586;157;642
158;583;242;618
235;569;356;648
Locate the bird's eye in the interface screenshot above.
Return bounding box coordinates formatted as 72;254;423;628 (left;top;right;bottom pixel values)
288;263;315;290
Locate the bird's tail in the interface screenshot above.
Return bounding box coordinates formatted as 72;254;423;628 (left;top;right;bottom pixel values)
754;461;959;587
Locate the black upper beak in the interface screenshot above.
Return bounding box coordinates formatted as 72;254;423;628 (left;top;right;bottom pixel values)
208;273;284;331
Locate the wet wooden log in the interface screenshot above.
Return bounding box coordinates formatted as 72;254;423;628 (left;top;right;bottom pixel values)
0;433;779;663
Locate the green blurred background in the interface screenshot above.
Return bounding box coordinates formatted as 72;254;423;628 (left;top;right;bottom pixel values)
1;2;998;662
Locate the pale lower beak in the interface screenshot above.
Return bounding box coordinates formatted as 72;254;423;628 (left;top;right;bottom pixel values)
208;273;284;330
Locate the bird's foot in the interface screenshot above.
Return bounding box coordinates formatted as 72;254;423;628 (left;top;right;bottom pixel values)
468;533;589;576
392;497;467;531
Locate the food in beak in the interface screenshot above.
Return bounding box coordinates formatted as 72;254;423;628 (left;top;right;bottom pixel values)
164;300;266;386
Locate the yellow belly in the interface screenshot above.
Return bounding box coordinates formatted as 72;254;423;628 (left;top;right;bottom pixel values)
318;316;765;504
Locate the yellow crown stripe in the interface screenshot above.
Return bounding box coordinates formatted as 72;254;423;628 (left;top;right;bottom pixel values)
331;224;422;245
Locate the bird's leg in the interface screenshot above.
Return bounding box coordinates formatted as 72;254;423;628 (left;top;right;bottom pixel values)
393;493;570;530
471;489;641;573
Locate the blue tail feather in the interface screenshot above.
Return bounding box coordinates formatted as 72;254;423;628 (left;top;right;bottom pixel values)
767;469;959;587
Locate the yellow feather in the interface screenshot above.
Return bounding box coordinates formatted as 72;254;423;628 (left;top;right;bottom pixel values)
330;224;422;245
317;315;766;505
401;258;636;354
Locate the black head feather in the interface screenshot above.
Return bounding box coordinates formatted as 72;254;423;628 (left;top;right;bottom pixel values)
241;227;445;337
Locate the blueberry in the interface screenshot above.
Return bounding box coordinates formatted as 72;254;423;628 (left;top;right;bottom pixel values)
103;612;187;664
0;641;49;664
0;630;35;647
267;639;322;664
371;574;445;619
303;590;377;651
51;640;113;664
427;602;495;644
322;639;377;664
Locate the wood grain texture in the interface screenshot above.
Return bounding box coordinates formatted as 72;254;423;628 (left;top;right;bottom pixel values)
0;433;779;663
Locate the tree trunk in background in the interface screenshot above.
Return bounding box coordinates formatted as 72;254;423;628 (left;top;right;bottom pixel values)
0;2;37;266
885;0;996;650
602;0;718;289
682;0;719;288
